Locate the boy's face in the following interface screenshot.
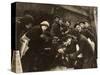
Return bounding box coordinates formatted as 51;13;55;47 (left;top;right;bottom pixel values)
65;21;70;26
25;23;32;29
55;17;59;22
59;19;63;25
41;25;48;31
75;25;82;32
80;23;84;28
85;22;89;28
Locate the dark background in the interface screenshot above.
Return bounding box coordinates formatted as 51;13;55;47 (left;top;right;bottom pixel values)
16;2;97;29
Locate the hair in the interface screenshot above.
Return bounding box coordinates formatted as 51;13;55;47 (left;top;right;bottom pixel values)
54;15;61;19
74;23;79;28
79;22;85;24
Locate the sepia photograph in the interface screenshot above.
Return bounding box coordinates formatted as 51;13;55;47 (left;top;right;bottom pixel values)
11;2;97;73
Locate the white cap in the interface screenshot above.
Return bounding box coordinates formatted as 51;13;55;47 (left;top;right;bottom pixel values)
40;21;50;27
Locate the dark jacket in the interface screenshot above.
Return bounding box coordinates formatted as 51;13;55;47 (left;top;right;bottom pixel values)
50;22;61;37
21;25;54;72
77;34;94;58
21;25;44;72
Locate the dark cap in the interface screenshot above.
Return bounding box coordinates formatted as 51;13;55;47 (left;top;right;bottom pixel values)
21;14;34;25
